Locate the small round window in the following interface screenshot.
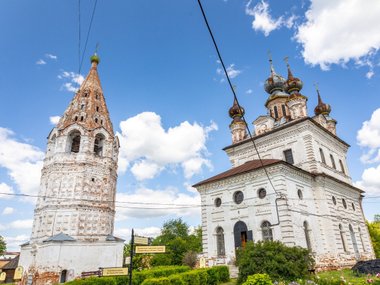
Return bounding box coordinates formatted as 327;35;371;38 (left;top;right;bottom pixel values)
342;198;347;209
332;196;336;205
258;188;266;199
233;191;244;204
352;202;355;211
297;189;303;200
214;197;222;207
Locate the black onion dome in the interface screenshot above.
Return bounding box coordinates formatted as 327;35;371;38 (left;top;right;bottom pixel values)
284;62;303;93
229;98;245;119
314;91;331;115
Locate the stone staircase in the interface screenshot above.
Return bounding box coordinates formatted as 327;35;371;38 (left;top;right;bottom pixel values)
228;264;239;278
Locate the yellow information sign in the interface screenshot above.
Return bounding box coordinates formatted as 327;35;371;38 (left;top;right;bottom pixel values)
0;272;6;282
135;246;166;254
14;266;23;280
102;267;129;276
134;236;149;245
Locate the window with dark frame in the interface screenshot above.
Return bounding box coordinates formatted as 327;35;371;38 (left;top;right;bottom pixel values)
339;159;345;174
216;227;225;256
283;149;294;164
273;106;279;119
319;148;326;164
281;104;286;117
330;154;336;169
261;221;273;241
214;197;222;207
233;191;244;204
258;188;266;199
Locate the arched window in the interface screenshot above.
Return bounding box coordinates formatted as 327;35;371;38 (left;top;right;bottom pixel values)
303;221;312;251
339;159;345;174
339;224;347;252
70;131;81;153
261;221;273;241
319;148;326;164
216;227;225;257
60;270;67;283
273;106;279;119
349;224;359;258
94;134;105;156
330;154;336;169
281;104;286;117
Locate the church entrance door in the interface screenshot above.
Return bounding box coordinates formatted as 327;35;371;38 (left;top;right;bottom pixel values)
234;221;251;249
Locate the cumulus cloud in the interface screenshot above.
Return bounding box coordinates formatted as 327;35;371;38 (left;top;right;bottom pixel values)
36;59;46;65
58;71;84;92
114;226;161;241
0;127;44;197
117;112;217;180
356;108;380;196
295;0;380;71
245;0;285;36
216;63;242;83
0;183;14;199
49;116;61;125
246;89;253;94
115;186;200;221
2;207;14;215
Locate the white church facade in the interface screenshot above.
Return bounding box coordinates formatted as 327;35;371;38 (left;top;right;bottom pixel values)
19;55;124;284
193;60;375;269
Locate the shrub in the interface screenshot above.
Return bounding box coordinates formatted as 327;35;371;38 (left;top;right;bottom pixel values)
180;270;200;285
168;274;185;285
242;274;273;285
197;269;208;284
141;277;170;285
205;267;220;285
182;251;198;268
214;266;229;282
236;241;314;284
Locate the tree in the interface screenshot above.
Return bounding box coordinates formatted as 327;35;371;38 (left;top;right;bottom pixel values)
367;217;380;258
236;241;314;285
0;236;6;255
151;218;202;266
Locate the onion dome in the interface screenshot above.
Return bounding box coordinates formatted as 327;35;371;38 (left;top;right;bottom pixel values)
229;97;245;119
90;53;100;65
264;59;286;94
284;59;303;94
314;88;331;116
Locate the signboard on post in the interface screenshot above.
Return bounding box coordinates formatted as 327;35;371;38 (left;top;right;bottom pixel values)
134;236;149;245
0;272;6;282
13;266;23;280
102;267;129;276
135;246;166;254
81;271;101;278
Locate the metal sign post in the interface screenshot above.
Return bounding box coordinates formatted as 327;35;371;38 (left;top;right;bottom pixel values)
129;228;134;285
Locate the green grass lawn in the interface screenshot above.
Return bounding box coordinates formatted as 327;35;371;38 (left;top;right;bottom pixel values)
317;269;379;285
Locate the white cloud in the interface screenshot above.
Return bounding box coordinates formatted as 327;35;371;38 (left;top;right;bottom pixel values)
45;53;57;60
114;226;161;241
0;183;14;199
36;59;46;65
246;89;253;94
357;108;380;163
8;219;33;229
3;235;29;251
2;207;14;215
245;0;283;36
216;64;241;83
295;0;380;70
0;127;44;197
115;186;200;220
58;71;84;93
117;112;217;180
366;71;374;79
355;166;380;196
49;116;61;125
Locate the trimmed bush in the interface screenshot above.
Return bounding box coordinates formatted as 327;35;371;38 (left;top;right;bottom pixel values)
197;269;208;284
168;274;186;285
205;267;219;285
180;271;200;285
214;266;229;283
66;276;116;285
242;274;272;285
141;277;170;285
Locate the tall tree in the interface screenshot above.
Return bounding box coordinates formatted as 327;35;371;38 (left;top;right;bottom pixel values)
151;218;202;266
367;217;380;258
0;236;6;255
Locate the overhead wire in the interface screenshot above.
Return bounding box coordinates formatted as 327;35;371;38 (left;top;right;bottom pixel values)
78;0;81;73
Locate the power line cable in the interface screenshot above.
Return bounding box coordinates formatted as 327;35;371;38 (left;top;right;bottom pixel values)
196;0;280;197
79;0;98;74
78;0;81;73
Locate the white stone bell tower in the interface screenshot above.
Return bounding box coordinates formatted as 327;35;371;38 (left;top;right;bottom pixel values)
19;54;124;285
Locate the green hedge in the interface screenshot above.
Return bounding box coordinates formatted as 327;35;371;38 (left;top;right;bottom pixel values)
65;265;229;285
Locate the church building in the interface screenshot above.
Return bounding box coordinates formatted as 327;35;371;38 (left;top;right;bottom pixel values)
193;60;375;269
19;54;124;284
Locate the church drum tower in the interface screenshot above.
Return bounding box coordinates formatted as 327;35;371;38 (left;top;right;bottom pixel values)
19;55;124;284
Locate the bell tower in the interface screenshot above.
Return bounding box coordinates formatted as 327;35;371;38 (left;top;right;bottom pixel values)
19;54;124;284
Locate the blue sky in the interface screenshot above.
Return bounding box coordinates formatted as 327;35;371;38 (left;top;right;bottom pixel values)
1;0;380;250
